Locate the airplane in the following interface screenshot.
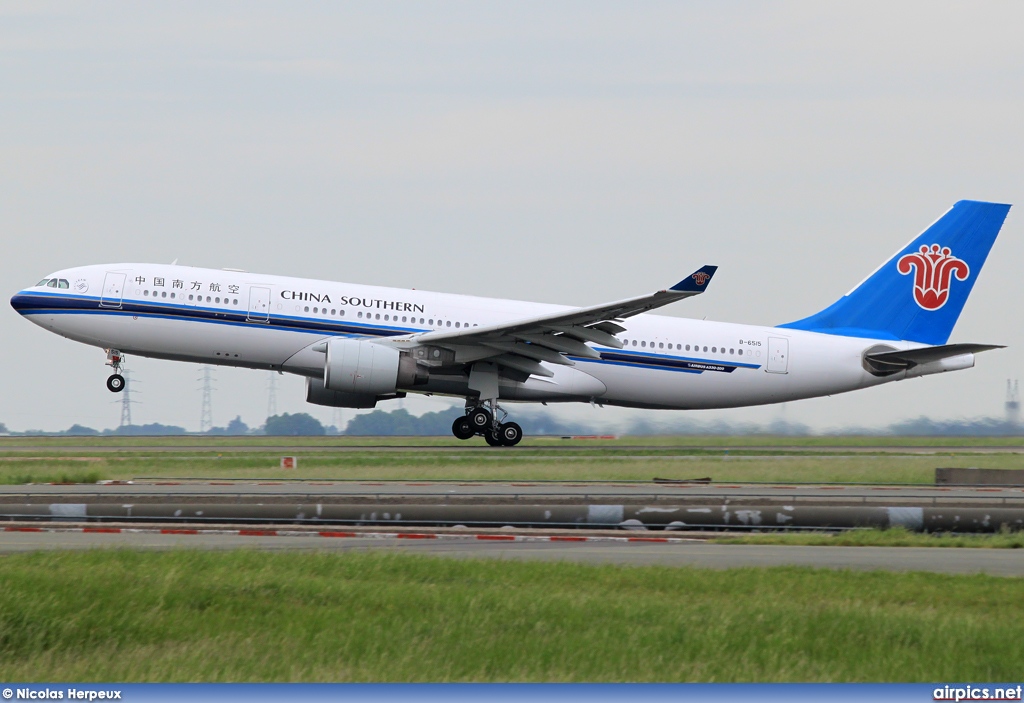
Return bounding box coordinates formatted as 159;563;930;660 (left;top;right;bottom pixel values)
9;200;1010;445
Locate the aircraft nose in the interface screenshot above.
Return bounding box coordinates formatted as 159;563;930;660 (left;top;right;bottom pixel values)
10;291;32;315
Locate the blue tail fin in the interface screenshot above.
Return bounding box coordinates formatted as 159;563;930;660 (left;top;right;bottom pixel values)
779;200;1011;345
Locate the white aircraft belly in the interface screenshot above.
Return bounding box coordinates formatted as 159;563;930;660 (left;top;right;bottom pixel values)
44;310;315;368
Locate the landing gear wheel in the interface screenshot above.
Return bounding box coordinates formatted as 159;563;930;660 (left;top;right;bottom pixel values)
451;416;475;440
484;429;504;447
468;407;492;432
106;374;125;393
498;422;523;447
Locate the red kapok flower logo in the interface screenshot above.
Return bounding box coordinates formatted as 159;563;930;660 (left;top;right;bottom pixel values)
897;244;969;311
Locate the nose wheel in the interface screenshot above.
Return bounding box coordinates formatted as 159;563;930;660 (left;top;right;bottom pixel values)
105;349;126;393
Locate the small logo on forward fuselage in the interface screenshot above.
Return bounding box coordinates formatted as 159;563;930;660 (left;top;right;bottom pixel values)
897;244;969;311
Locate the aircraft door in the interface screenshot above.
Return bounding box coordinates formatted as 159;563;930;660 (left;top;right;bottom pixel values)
99;272;127;308
767;337;789;374
247;286;271;322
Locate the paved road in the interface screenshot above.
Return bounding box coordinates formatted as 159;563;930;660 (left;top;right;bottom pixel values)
1;529;1022;576
3;480;1022;506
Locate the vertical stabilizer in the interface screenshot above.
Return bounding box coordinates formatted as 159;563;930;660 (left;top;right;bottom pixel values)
779;200;1010;344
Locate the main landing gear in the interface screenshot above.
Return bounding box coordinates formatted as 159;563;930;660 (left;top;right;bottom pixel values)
451;401;523;447
105;349;125;393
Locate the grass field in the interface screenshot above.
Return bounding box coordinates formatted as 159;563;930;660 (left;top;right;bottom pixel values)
5;435;1024;447
0;549;1022;682
1;435;1023;484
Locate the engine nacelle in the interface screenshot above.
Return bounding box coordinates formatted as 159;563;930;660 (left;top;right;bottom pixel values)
306;377;383;409
323;338;427;395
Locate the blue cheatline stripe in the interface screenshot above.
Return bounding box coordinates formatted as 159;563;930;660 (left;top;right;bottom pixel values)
577;358;702;374
12;292;423;338
585;347;760;374
14;292;761;374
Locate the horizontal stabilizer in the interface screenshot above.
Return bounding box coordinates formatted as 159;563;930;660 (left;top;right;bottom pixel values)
865;343;1004;370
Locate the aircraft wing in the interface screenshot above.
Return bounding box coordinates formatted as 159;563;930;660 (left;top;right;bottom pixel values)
403;265;717;378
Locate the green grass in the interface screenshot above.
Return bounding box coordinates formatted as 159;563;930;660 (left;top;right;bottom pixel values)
1;433;1024;484
0;550;1022;682
0;450;1022;484
0;470;105;486
716;527;1024;548
3;435;1024;447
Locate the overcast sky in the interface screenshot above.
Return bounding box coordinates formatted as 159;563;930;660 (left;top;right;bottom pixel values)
3;1;1024;432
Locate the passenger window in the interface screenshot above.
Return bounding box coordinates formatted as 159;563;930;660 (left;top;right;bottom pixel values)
446;321;451;327
738;349;743;355
712;347;717;353
171;293;176;299
658;343;663;349
402;316;407;323
340;310;345;317
58;279;69;289
143;290;149;296
685;345;690;351
428;319;434;325
631;340;637;346
188;294;194;301
703;346;708;352
375;314;380;320
162;291;167;298
206;296;211;303
304;306;309;312
36;279;50;287
730;348;734;355
217;297;222;304
331;309;336;316
455;322;460;328
47;279;58;288
358;312;363;318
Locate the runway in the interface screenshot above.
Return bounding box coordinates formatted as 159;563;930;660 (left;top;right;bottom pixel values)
2;525;1022;576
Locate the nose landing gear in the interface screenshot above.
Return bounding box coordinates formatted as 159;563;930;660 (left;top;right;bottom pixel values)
105;349;125;393
451;400;523;446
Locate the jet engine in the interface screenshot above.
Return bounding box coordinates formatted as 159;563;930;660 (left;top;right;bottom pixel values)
322;338;427;395
305;377;409;409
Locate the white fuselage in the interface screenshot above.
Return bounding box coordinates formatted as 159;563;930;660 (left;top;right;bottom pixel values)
12;263;962;410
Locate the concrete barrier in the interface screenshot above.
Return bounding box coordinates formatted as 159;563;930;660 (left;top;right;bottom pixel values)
1;501;1022;533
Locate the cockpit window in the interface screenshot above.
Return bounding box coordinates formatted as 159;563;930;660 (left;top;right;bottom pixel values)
46;279;58;288
36;279;50;287
57;279;69;289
